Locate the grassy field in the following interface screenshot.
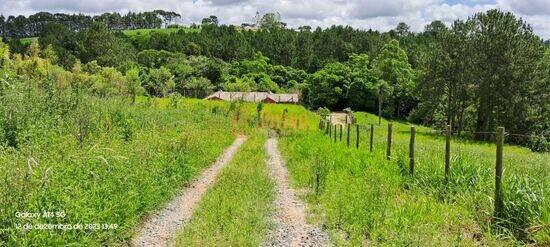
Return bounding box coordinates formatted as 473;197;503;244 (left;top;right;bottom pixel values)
278;111;549;245
0;96;239;245
122;27;199;37
19;26;199;45
1;92;547;245
175;131;275;246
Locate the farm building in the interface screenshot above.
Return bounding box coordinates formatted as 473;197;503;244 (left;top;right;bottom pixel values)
204;91;299;104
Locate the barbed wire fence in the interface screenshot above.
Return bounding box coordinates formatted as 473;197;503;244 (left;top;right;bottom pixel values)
318;118;548;219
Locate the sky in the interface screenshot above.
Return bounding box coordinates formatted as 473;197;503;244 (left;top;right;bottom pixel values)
1;0;549;39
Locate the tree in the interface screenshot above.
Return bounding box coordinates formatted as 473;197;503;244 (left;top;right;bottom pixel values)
39;23;78;69
467;10;544;140
394;22;411;37
184;77;214;91
0;15;5;39
304;62;352;109
42;44;59;64
259;12;285;30
201;16;219;26
424;20;447;35
0;40;11;68
153;10;181;27
144;66;175;97
527;48;550;151
372;39;416;118
25;40;41;58
137;49;178;68
76;22;137;70
414;20;472;131
125;67;142;104
346;53;381;114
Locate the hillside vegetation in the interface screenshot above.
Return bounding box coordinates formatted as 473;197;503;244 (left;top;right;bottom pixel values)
278;111;549;245
0;95;245;245
0;7;548;246
3;9;547;151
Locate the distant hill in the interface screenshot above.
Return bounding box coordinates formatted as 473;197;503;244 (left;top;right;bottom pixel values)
20;26;200;45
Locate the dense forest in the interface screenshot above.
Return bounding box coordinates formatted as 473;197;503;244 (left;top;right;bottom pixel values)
0;10;181;38
1;9;549;151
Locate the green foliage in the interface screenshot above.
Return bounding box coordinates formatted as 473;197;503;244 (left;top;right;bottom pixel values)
77;22;137;70
499;176;545;240
258;12;285;30
137;49;180;68
144;66;175;97
184;77;214;91
316;107;330;119
0;91;237;245
414;10;548;148
372;39;416;118
91;67;128;97
111;110;136;142
279;111;549;245
124;67;142;104
256;101;264;121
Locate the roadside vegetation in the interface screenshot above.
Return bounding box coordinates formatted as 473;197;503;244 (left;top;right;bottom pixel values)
0;40;246;245
278;111;549;245
0;5;548;246
0;94;241;245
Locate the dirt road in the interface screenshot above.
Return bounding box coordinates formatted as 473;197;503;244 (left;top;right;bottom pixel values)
132;136;247;247
263;136;330;247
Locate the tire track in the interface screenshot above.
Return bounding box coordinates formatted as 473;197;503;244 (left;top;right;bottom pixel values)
132;136;247;247
264;136;330;247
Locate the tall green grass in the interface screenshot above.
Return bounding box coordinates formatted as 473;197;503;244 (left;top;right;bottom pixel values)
355;112;549;243
175;131;275;246
277;111;549;245
0;93;238;245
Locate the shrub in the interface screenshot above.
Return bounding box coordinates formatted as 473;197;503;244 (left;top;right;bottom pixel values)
317;107;330;119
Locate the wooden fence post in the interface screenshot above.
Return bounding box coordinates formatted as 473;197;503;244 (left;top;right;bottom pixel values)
370;124;374;152
409;126;415;175
347;123;351;147
386;123;392;160
333;125;337;142
356;124;360;149
445;125;451;181
494;127;505;218
339;125;343;142
325;120;329;134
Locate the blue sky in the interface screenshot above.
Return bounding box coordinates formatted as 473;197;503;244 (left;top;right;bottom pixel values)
2;0;549;39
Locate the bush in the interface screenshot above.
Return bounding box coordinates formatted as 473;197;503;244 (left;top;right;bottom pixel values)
527;135;549;152
166;24;182;29
316;107;330;119
110;110;136;142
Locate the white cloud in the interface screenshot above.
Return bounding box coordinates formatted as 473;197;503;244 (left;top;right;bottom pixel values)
424;3;496;22
0;0;549;39
346;0;439;18
498;0;550;16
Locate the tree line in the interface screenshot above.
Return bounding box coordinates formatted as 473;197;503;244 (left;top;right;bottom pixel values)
1;9;548;151
0;10;180;39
